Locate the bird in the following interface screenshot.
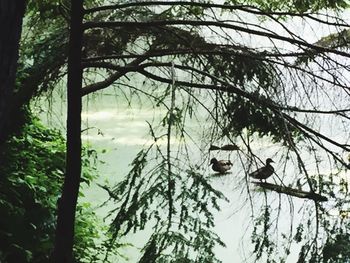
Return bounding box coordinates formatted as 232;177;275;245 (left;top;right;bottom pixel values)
210;158;233;174
249;158;274;181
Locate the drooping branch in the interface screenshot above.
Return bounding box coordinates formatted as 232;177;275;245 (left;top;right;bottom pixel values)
84;60;333;114
166;66;176;231
83;20;350;59
135;67;350;159
83;51;350;96
84;1;350;29
84;1;254;14
282;113;350;152
81;56;147;96
82;48;314;63
83;58;350;132
134;62;350;115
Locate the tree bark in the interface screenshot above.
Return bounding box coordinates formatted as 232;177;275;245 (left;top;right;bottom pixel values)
51;1;84;262
0;0;26;146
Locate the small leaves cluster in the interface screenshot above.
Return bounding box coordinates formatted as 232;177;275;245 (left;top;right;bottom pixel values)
323;232;350;262
296;29;350;66
223;94;301;144
0;116;107;262
207;51;277;91
251;206;276;261
20;28;68;94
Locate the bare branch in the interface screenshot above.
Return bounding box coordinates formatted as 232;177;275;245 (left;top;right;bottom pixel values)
81;56;147;95
253;182;328;202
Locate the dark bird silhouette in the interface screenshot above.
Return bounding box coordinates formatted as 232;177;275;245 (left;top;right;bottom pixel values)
210;158;233;174
249;158;274;181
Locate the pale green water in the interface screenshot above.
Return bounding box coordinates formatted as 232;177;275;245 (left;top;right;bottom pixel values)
81;92;308;263
80;98;251;263
36;89;315;263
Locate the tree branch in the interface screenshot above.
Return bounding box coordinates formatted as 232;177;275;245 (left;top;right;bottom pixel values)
253;182;328;202
82;48;311;63
282;113;350;152
83;19;350;59
81;56;147;95
84;0;350;29
136;62;350;115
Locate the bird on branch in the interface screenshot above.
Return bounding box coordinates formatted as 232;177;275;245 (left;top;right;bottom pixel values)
210;158;233;174
249;158;274;181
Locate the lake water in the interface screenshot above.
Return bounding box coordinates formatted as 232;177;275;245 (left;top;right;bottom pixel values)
36;87;339;263
78;93;251;262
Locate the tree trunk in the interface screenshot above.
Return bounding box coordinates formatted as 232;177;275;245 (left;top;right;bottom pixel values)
0;0;26;146
51;1;84;262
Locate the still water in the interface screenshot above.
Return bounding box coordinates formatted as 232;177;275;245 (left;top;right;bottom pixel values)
37;90;304;262
87;94;311;262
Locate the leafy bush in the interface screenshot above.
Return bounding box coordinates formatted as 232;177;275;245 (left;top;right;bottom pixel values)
0;117;103;262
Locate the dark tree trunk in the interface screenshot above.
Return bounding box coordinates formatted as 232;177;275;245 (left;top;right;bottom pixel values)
51;1;84;262
0;0;26;146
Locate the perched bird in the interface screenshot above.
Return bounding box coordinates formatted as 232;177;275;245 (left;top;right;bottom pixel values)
210;158;233;174
249;158;274;181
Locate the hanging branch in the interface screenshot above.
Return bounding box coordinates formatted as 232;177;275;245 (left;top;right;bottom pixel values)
83;20;350;59
166;62;176;231
84;1;350;29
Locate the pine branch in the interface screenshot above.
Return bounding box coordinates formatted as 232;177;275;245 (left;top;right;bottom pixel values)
82;48;312;62
84;0;350;29
83;19;350;59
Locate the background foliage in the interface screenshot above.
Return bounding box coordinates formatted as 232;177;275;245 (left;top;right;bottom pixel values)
0;114;108;262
